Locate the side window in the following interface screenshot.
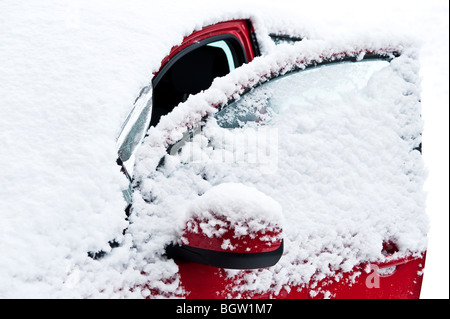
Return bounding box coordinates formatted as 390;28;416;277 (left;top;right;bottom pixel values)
215;60;390;128
207;40;236;71
150;36;247;127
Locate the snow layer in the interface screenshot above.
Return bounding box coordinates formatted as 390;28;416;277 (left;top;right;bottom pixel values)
183;183;283;241
0;0;444;299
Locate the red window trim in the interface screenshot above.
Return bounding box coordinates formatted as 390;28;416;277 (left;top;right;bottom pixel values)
155;19;256;75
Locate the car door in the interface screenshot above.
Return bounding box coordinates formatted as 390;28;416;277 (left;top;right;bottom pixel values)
129;39;427;299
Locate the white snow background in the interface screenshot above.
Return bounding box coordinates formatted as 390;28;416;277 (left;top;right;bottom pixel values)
0;0;448;299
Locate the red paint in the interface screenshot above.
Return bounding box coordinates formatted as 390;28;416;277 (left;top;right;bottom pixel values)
177;252;426;299
156;19;256;75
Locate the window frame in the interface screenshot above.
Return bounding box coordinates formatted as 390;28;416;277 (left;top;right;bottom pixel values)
152;34;248;90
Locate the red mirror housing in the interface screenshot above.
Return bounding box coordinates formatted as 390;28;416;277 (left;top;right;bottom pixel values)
166;183;284;269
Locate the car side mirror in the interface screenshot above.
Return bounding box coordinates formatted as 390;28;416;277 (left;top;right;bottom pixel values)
165;183;284;269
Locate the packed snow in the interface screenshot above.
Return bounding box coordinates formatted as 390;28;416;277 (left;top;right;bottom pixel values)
181;183;283;247
0;0;447;299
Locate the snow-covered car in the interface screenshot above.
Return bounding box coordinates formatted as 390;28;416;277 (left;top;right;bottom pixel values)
114;21;428;298
1;2;430;299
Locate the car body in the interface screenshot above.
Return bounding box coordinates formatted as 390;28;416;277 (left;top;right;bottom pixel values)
116;20;428;299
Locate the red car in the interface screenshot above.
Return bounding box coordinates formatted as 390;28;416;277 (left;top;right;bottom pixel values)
113;18;427;299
